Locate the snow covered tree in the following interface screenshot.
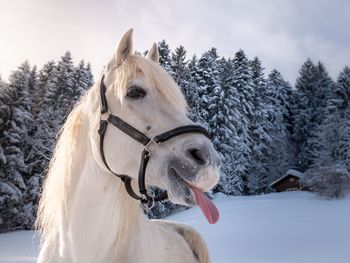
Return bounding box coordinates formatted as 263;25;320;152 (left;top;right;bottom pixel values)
335;66;350;169
0;62;35;231
230;50;255;194
291;59;334;170
266;69;293;183
318;109;350;169
317;66;350;170
247;58;273;194
158;40;173;73
56;51;76;114
23;55;94;228
194;48;222;132
171;45;188;86
26;61;58;179
185;56;202;122
303;166;350;198
292;59;317;169
0;79;11;172
72;60;94;100
170;47;203;123
216;58;243;195
33;61;56;115
336;66;350;109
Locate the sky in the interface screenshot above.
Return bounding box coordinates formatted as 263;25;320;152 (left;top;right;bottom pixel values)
0;0;349;84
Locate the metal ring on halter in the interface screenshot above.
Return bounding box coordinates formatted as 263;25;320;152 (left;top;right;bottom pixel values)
141;196;155;210
144;137;159;153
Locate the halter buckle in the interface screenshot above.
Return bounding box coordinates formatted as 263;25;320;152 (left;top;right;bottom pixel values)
100;109;111;121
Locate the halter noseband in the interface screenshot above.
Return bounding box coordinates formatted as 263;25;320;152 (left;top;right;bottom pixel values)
98;75;210;208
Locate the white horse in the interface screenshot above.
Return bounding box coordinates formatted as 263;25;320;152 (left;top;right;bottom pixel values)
37;29;221;263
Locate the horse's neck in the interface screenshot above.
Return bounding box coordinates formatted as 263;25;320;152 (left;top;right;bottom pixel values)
61;113;158;261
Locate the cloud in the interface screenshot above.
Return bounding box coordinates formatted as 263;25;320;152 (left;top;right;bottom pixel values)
0;0;349;83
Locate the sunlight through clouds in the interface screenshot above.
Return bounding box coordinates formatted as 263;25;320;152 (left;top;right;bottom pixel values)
0;0;349;83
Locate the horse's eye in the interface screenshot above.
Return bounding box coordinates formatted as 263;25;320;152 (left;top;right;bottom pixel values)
126;85;146;100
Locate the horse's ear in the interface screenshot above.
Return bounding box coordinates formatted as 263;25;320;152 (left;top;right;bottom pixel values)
115;29;133;65
147;43;159;63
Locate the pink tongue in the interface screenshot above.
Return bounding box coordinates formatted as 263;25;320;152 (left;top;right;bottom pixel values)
190;187;220;224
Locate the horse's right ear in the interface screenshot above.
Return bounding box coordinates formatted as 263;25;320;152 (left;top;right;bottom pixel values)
115;29;133;65
147;43;159;63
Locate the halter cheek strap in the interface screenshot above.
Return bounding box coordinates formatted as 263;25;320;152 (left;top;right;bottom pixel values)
98;75;210;208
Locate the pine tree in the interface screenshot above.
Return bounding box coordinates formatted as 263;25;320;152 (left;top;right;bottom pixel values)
56;51;76;115
26;61;58;179
292;59;336;171
0;78;10;169
171;45;188;86
292;59;320;170
194;48;222;130
0;62;35;231
216;58;243;195
72;60;94;101
34;61;56;115
231;50;255;194
336;66;350;169
171;47;203;123
335;66;350;110
307;62;335;165
186;56;202;122
158;40;173;73
266;69;293;183
247;57;272;194
23;55;94;228
318;66;350;169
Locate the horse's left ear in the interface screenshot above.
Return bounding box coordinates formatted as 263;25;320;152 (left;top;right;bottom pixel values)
147;43;159;63
115;29;133;65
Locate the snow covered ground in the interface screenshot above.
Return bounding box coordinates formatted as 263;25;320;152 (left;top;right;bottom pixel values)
0;231;38;263
0;191;349;263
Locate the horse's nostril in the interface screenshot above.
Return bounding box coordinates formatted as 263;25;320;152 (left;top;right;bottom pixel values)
187;148;208;166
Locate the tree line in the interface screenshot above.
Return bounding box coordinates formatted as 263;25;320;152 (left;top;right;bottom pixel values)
1;41;350;231
0;52;93;231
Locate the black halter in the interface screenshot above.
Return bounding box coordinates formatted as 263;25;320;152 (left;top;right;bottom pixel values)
98;75;210;208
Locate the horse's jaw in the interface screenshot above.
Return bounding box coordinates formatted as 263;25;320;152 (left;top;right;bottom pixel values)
163;160;220;224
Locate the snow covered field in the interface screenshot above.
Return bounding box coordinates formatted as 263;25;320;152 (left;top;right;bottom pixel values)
0;192;349;263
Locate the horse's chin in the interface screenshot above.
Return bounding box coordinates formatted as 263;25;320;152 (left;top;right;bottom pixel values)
164;166;219;206
164;168;196;206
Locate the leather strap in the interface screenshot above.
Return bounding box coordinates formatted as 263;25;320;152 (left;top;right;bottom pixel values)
108;115;150;146
154;125;210;143
98;119;142;201
138;150;150;196
100;75;108;114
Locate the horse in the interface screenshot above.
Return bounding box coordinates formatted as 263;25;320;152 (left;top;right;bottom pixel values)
36;29;221;263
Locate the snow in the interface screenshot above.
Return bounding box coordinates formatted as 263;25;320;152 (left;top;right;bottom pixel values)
285;168;303;178
0;231;38;263
171;191;350;263
1;192;350;262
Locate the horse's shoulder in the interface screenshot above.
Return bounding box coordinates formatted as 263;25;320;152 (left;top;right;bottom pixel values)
153;219;210;263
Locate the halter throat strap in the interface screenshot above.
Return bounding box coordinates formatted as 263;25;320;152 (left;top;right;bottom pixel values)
98;75;210;207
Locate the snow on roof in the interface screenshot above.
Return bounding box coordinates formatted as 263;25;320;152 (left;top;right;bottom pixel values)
286;169;303;178
269;169;304;187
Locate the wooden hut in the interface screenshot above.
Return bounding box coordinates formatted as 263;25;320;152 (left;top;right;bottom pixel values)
269;169;307;192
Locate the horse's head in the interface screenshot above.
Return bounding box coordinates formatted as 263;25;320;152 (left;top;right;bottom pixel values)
93;29;220;222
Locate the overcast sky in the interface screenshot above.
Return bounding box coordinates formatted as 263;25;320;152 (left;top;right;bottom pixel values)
1;0;349;84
